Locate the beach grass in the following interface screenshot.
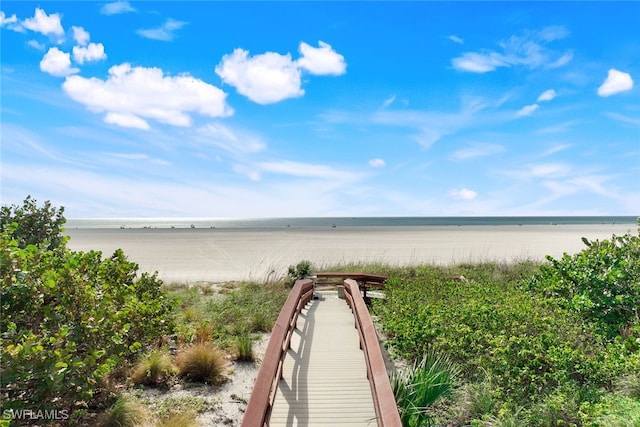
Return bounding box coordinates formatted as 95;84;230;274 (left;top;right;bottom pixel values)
176;342;227;385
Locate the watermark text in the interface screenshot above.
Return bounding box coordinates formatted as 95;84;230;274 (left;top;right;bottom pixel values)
2;409;69;421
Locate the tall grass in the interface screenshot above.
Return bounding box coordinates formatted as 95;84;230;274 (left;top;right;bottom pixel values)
233;333;254;362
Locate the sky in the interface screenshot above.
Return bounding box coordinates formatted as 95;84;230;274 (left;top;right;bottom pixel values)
1;1;639;218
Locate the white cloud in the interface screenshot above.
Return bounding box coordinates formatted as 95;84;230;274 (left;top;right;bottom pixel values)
297;41;346;75
537;89;556;102
541;144;571;157
452;26;572;73
72;26;90;46
137;18;187;41
40;47;79;77
369;158;385;168
196;123;266;154
104;112;150;130
449;188;478;200
100;1;136;15
27;40;45;50
530;163;571;178
216;48;303;104
452;51;506;73
516;104;539;117
73;43;107;64
22;8;64;37
62;63;233;129
447;35;464;44
605;112;640;126
0;11;18;26
216;41;346;104
381;95;396;109
106;152;171;166
258;160;362;182
549;52;573;68
232;164;262;181
597;69;634;97
450;143;504;161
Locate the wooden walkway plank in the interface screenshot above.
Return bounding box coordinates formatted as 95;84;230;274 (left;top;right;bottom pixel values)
269;291;377;426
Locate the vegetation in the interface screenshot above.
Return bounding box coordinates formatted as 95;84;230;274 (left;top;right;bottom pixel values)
392;352;459;426
233;333;255;362
175;342;227;385
3;196;638;426
96;394;149;427
372;221;640;425
130;350;178;387
287;259;312;283
1;198;175;416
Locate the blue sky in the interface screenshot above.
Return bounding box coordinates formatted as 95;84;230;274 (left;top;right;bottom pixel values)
1;1;638;218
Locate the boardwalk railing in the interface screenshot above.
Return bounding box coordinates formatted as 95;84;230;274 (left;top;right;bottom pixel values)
344;279;402;426
242;275;401;426
241;278;314;427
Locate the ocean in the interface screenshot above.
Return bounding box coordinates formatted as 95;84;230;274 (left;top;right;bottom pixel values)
65;216;638;229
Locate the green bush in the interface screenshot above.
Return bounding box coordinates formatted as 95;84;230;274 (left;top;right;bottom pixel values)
287;260;312;283
377;270;613;401
0;195;66;251
0;198;176;415
525;222;640;340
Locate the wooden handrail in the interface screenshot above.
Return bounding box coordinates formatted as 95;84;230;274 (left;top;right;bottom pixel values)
241;279;314;427
344;279;402;426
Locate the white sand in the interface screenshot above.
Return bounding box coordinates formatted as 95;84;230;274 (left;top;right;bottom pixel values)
65;224;635;284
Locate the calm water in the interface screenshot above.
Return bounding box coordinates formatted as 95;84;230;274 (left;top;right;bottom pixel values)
65;216;638;229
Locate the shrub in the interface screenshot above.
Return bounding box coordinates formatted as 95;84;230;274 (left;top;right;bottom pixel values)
287;260;312;283
176;343;226;385
0;195;66;250
373;261;633;423
525;222;640;339
131;350;177;387
0;198;176;414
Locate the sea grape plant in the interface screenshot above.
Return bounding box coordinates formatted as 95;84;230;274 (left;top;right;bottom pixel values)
0;197;176;415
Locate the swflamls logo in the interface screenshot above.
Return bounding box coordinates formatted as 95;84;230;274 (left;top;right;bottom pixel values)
2;409;70;421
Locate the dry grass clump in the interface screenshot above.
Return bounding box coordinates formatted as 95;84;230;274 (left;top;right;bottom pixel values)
97;394;150;427
131;349;178;387
152;411;199;427
176;342;227;385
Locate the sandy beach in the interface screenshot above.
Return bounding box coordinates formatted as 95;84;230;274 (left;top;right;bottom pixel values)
65;224;635;284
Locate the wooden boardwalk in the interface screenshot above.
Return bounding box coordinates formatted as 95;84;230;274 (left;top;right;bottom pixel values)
269;290;377;426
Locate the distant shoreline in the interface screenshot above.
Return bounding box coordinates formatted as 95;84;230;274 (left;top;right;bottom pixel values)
65;215;639;230
65;223;636;284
